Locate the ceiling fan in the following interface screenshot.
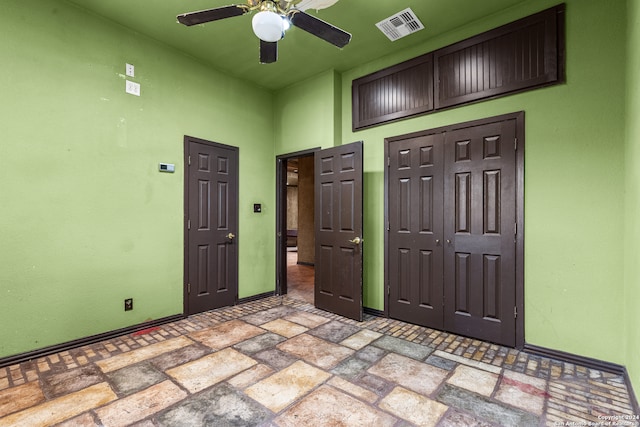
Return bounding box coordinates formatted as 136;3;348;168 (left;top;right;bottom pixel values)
177;0;351;64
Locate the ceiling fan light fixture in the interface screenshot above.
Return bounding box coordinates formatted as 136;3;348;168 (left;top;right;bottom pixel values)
252;10;284;42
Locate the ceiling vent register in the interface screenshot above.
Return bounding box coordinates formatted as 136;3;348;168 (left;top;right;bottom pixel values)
376;8;424;41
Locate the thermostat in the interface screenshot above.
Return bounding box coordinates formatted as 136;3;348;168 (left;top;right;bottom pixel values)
159;163;175;173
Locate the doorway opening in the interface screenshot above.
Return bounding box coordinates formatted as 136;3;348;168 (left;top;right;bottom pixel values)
276;149;317;304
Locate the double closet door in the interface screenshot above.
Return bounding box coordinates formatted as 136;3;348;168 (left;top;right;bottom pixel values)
387;115;520;347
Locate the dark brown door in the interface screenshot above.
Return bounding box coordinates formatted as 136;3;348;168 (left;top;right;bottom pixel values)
314;142;363;321
185;136;238;315
388;133;444;327
386;114;521;347
443;119;516;346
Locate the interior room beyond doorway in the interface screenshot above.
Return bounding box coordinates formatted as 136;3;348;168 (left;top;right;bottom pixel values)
285;156;315;304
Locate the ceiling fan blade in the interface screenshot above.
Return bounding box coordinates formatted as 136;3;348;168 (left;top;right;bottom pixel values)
260;40;278;64
289;10;351;48
177;5;249;26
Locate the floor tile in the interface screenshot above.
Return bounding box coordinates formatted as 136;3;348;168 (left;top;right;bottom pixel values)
0;381;45;417
189;319;265;350
282;311;330;329
340;329;383;350
95;336;193;373
56;412;99;426
253;348;299;370
261;319;308;338
242;306;297;326
331;357;373;379
354;345;386;363
106;363;167;396
0;382;116;427
495;370;548;415
95;380;186;427
433;349;502;374
307;320;361;343
368;353;448;396
327;376;379;404
425;354;459;371
447;364;499;397
277;334;354;369
379;386;449;426
245;360;330;413
438;409;496;427
227;364;275;389
155;383;271;427
275;385;397;427
166;348;256;393
148;344;210;371
40;365;105;399
373;335;433;360
437;383;540;426
233;332;286;354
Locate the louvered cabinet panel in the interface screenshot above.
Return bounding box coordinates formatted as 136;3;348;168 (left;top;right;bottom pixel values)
434;6;562;109
352;55;434;131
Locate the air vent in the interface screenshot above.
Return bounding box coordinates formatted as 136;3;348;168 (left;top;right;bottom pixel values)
376;8;424;41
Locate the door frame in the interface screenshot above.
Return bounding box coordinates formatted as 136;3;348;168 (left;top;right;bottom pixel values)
383;111;525;348
275;148;320;297
183;135;240;316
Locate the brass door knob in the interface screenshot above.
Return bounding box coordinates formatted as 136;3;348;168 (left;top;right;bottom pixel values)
226;233;236;240
349;237;363;245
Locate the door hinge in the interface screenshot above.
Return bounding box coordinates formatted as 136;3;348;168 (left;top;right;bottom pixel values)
187;219;191;230
514;222;517;236
387;156;390;167
514;138;518;151
187;283;191;294
188;155;191;166
386;221;390;231
387;286;390;296
514;306;518;318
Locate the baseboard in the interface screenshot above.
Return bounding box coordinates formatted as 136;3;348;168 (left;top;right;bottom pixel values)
523;344;624;375
237;291;275;304
524;344;639;414
0;314;184;369
296;261;315;267
623;366;640;417
364;307;385;317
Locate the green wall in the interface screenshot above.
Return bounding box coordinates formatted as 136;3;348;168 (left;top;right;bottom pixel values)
625;0;640;394
274;69;342;155
0;0;275;357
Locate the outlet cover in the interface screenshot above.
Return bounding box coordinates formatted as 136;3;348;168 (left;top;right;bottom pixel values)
126;80;141;96
126;63;135;77
124;298;133;311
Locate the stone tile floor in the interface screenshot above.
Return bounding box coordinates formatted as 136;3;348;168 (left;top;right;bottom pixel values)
0;296;638;426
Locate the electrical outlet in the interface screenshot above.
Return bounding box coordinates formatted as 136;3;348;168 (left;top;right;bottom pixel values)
126;63;135;77
125;80;141;96
124;298;133;311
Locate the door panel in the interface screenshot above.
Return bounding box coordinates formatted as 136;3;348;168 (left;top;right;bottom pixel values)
314;142;363;321
443;120;516;346
388;134;444;327
386;114;520;347
185;138;238;315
